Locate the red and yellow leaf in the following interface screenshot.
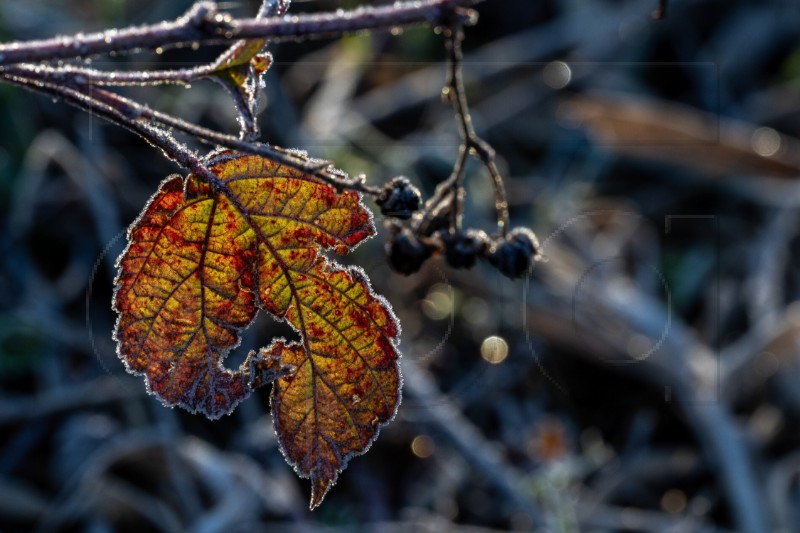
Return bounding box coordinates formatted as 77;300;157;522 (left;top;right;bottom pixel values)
114;151;401;508
270;260;401;508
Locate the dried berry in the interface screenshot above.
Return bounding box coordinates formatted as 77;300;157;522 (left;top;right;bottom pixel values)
386;227;434;274
376;176;422;219
486;227;540;278
442;229;488;269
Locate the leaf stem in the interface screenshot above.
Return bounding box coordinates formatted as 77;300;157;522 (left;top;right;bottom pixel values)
3;63;211;87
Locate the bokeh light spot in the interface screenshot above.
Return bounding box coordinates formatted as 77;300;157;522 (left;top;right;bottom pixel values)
481;336;508;364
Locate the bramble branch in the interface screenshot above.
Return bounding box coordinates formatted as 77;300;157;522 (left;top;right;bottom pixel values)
3;66;380;195
0;0;525;279
0;0;481;66
0;0;487;198
0;74;219;185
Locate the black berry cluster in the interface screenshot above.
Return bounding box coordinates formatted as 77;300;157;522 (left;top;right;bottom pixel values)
376;177;539;278
385;224;540;278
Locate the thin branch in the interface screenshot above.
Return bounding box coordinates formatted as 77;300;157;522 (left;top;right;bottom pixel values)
0;0;484;198
0;0;481;67
4;63;211;87
1;67;381;196
444;24;473;233
417;22;510;237
446;24;510;236
8;4;286;90
2;73;226;189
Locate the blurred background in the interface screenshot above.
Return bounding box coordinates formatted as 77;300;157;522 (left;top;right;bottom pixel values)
2;0;800;531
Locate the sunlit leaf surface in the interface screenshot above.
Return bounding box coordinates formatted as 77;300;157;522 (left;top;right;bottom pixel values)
114;151;401;508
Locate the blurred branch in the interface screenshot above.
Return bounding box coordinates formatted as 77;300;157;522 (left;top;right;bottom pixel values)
652;0;668;19
35;431;183;532
0;376;143;425
526;252;771;533
745;208;796;327
402;359;545;527
767;451;800;530
721;306;800;402
578;502;732;533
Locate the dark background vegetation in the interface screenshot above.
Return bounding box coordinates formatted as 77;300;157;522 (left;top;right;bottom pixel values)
2;0;800;531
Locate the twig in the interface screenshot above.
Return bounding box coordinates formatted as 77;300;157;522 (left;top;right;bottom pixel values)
6;63;213;87
1;68;381;195
417;22;510;237
0;376;143;425
0;0;486;200
0;0;481;67
9;2;287;89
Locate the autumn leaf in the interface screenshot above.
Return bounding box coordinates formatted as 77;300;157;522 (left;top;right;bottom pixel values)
269;262;401;508
114;151;401;507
